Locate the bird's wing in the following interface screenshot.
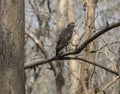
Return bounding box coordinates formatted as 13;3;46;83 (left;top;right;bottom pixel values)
56;28;66;45
56;27;73;50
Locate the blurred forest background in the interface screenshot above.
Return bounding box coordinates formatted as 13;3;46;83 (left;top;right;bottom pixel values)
24;0;120;94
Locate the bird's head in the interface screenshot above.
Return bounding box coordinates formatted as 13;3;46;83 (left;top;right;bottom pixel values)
67;22;75;28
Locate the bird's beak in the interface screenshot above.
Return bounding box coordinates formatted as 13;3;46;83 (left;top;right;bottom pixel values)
73;23;75;27
70;22;75;26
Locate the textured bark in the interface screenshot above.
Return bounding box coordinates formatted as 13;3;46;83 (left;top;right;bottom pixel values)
57;0;67;32
0;0;25;94
80;0;97;94
67;0;80;94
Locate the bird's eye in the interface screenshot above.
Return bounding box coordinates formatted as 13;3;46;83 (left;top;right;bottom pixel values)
68;34;70;36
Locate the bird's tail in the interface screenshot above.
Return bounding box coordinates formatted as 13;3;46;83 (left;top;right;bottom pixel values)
56;50;59;56
56;48;60;56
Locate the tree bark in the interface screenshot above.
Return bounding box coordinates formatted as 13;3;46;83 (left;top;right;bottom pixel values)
80;0;97;94
0;0;25;94
67;0;80;94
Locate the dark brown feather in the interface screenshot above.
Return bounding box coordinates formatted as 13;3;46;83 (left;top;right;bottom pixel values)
56;22;75;56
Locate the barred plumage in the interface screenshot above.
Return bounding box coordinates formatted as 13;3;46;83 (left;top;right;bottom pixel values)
56;22;75;56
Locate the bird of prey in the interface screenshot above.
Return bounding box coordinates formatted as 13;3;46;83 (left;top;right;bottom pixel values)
56;22;75;56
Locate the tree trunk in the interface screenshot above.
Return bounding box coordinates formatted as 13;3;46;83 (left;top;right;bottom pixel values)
0;0;25;94
80;0;97;94
67;0;80;94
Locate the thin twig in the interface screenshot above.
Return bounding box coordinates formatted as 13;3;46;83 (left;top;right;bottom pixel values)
102;76;120;91
89;40;120;53
25;29;47;57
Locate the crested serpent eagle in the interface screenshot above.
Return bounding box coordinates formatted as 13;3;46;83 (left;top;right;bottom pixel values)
56;22;75;56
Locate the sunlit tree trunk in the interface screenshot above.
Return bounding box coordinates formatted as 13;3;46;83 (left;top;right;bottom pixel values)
0;0;25;94
67;0;80;94
80;0;97;94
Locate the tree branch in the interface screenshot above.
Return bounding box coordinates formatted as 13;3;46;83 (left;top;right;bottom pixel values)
102;76;120;91
25;56;56;69
25;21;120;76
61;21;120;56
61;56;119;75
25;56;119;75
25;29;48;57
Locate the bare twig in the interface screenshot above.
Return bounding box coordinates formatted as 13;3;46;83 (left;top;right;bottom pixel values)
89;40;120;53
25;29;47;57
102;76;120;91
47;0;51;13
